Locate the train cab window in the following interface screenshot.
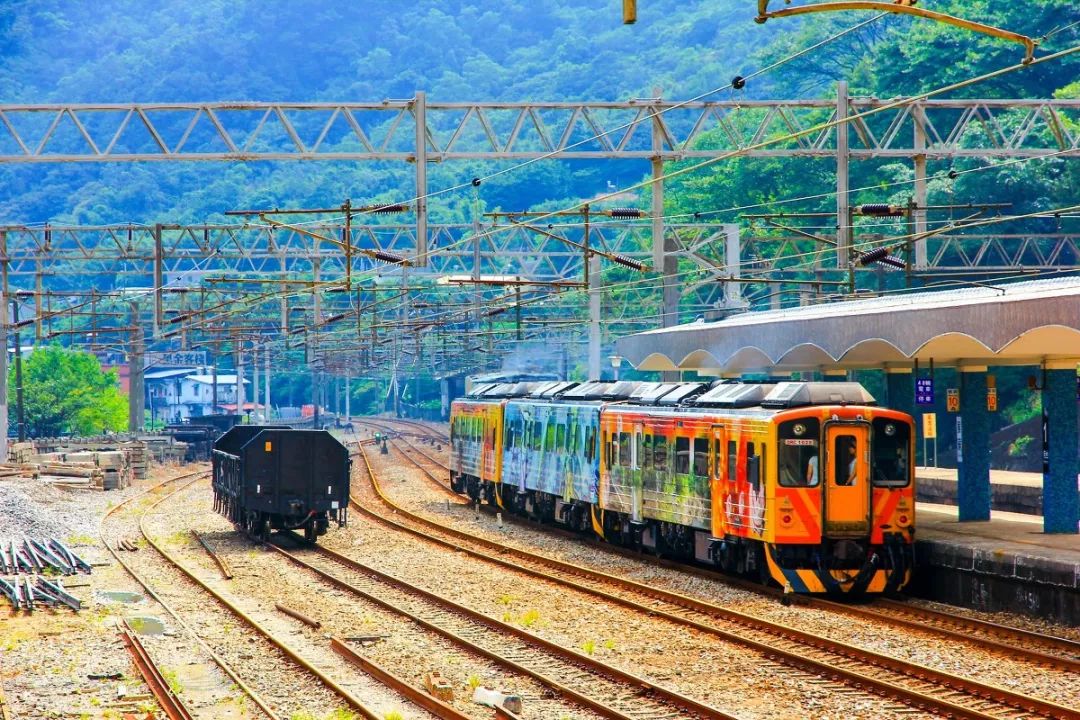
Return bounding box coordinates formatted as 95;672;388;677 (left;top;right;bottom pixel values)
834;435;857;486
872;418;911;487
693;438;709;478
778;419;820;487
674;436;691;474
653;435;669;472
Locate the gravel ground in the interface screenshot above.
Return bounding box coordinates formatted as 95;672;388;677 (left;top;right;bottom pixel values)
339;444;937;720
165;478;600;720
0;465;264;720
364;432;1080;713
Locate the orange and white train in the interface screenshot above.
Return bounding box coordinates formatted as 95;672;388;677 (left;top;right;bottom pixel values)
450;380;915;595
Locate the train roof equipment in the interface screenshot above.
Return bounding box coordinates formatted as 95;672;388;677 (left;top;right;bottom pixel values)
759;381;876;408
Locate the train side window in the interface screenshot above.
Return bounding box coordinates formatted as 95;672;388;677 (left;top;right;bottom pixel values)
653;435;669;472
555;421;566;451
585;426;595;462
693;438;709;478
641;433;653;469
727;440;737;482
674;436;690;474
619;432;632;467
747;443;761;489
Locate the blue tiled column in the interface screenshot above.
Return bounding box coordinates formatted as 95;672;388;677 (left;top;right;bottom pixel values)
958;367;991;522
1042;366;1079;534
885;368;914;417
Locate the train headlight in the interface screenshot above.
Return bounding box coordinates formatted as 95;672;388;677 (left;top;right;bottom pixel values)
898;514;910;526
792;423;806;436
781;513;793;526
883;423;896;436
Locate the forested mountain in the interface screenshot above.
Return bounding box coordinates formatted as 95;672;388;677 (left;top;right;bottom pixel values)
0;1;1076;226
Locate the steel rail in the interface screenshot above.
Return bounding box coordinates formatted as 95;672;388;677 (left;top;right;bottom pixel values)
383;418;1080;673
134;476;396;720
328;639;473;720
190;529;234;579
119;618;195;720
356;431;1078;720
266;531;736;720
100;469;281;720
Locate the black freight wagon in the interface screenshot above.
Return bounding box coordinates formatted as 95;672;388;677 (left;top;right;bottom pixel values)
211;426;350;542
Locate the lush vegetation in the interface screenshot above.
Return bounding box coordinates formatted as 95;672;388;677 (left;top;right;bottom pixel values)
1;1;1074;228
9;347;128;436
1;2;1076;433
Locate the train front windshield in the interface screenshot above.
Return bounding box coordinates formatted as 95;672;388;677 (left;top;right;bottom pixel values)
871;417;910;487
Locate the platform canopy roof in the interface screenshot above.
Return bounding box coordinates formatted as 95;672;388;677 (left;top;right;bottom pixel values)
617;277;1080;374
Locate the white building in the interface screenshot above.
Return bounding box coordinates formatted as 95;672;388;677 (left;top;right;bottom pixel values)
145;367;250;423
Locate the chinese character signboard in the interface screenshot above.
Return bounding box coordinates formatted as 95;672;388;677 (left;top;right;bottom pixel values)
922;413;937;439
915;378;934;406
946;388;960;413
143;350;207;368
987;387;998;412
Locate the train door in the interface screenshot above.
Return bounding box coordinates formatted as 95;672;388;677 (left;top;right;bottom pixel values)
631;421;644;522
709;424;725;538
823;424;870;536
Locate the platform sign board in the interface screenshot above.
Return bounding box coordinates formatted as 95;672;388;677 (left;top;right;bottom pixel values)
946;388;960;413
915;378;934;406
987;387;998;412
922;413;937;439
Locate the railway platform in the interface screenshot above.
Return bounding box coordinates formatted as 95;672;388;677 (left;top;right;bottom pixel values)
916;466;1043;515
911;500;1080;625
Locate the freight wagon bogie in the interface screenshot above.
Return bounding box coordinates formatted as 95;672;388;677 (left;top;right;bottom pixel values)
451;379;915;596
212;426;350;544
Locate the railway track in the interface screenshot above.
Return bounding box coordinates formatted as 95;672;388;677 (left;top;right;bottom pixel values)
266;532;736;720
355;419;1079;720
101;469;279;720
105;467;448;720
379;417;1080;671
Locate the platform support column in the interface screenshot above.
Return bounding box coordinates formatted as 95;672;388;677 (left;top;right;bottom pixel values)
264;345;271;420
1042;365;1079;534
957;366;990;522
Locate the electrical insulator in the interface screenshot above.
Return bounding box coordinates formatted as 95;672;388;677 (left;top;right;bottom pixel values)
608;253;648;272
370;249;410;265
371;203;410;214
856;203;904;217
623;0;636;24
858;247;905;269
608;207;645;218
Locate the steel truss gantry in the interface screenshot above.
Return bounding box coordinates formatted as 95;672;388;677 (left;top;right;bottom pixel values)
0;89;1077;438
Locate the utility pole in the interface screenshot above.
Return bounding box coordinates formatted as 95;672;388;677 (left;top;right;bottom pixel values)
835;81;851;271
0;230;8;460
234;334;245;423
252;342;260;422
11;301;24;442
264;344;271;421
127;303;144;432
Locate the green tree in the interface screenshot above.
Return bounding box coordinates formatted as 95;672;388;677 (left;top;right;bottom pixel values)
10;346;128;437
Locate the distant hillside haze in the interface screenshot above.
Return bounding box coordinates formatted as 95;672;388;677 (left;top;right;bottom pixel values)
0;1;1075;226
